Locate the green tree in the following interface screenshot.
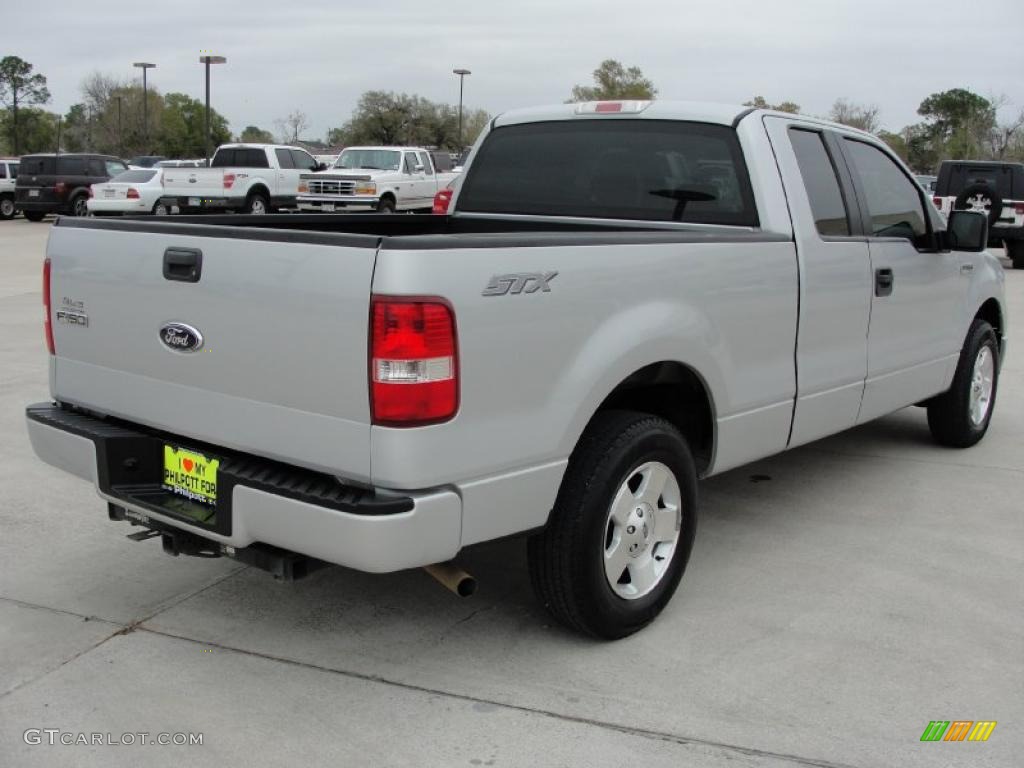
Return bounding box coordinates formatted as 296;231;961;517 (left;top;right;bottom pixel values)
0;106;57;154
327;91;487;150
0;56;51;154
158;92;230;158
239;125;275;143
569;59;657;102
744;96;800;114
917;88;995;159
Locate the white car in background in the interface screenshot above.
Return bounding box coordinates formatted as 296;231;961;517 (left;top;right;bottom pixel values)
1;157;19;219
87;168;174;216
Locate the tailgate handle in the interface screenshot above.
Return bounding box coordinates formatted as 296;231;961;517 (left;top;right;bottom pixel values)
163;247;202;283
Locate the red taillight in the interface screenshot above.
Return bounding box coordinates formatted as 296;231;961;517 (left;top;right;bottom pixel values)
126;188;140;199
432;188;453;214
223;173;235;190
1015;203;1024;215
54;182;67;198
933;197;942;208
43;258;55;355
370;298;458;425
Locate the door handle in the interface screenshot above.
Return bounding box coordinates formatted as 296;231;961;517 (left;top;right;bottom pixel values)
874;267;894;297
163;247;203;283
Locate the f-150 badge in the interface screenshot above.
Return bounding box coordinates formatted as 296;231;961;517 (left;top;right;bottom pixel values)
482;271;558;296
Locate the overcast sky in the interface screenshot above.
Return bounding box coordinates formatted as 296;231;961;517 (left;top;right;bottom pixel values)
6;0;1022;141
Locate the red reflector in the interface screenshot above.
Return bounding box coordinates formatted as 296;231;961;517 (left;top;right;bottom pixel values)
54;182;67;198
594;102;623;113
223;173;235;190
432;188;453;214
370;298;458;425
126;188;140;199
933;197;942;208
43;258;55;355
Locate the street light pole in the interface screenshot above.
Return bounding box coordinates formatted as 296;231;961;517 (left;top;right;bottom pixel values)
453;68;471;149
133;62;155;151
199;55;227;166
116;96;123;156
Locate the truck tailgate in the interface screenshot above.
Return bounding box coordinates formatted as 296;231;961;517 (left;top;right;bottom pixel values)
161;168;225;197
46;220;378;481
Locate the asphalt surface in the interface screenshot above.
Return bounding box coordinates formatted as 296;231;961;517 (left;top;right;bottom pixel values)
1;216;1021;767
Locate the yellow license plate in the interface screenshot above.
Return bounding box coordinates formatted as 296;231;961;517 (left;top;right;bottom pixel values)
163;445;219;506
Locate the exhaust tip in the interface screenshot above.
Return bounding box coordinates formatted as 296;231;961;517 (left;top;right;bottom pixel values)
424;562;476;598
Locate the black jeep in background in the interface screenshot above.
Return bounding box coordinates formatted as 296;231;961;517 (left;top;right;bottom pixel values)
933;160;1024;268
15;154;129;221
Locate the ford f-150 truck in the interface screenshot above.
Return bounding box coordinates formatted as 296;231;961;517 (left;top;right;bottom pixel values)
160;143;324;214
296;146;458;213
27;100;1004;639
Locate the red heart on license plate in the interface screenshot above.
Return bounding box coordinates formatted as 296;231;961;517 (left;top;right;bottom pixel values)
182;458;194;473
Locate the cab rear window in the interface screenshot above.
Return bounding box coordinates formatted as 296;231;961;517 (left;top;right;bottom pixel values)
457;120;758;226
211;148;270;168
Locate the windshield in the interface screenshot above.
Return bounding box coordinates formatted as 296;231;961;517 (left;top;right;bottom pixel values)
335;149;401;171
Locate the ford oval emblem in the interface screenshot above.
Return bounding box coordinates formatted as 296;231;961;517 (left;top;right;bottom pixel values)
159;322;204;353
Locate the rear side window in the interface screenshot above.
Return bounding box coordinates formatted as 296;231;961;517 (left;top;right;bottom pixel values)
843;139;927;240
457;120;758;225
788;129;850;236
419;151;434;175
19;156;56;175
9;163;17;179
275;148;295;169
212;148;270;168
0;165;5;179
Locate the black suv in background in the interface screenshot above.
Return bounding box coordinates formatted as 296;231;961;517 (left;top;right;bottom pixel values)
15;154;129;221
933;160;1024;268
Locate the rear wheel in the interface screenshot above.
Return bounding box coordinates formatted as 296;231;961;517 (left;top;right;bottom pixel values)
152;201;169;216
927;319;999;447
1006;239;1024;269
528;410;698;639
70;194;89;217
23;210;46;222
246;192;269;215
0;196;14;220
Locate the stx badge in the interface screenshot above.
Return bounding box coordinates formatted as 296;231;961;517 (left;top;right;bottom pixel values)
482;271;558;296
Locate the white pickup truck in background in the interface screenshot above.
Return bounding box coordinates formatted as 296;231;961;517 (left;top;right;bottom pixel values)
161;143;325;214
297;146;459;213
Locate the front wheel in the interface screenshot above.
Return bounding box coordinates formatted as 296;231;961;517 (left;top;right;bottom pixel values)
377;196;396;214
528;410;698;639
927;319;999;447
0;196;14;220
1006;239;1024;270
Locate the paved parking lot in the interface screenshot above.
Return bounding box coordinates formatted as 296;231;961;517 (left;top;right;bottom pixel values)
1;217;1021;767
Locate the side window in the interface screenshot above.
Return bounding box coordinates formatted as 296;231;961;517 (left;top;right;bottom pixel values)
211;149;234;167
0;164;6;179
843;139;928;241
403;153;417;174
9;163;17;179
788;128;850;236
291;149;316;170
274;148;295;169
419;151;433;175
246;149;270;168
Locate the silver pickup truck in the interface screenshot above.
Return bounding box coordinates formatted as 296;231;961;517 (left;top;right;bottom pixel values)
27;100;1005;638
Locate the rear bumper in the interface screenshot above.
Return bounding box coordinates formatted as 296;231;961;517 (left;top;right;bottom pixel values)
160;195;246;213
16;200;65;213
25;403;462;573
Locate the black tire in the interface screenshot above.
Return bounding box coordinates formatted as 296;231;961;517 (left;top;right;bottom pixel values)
152;201;169;216
246;192;269;215
927;319;999;448
23;210;46;222
528;410;698;639
0;196;14;220
70;194;89;217
377;196;396;214
1006;239;1024;270
954;183;1002;227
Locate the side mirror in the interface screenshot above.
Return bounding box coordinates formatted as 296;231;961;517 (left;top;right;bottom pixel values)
944;210;988;252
